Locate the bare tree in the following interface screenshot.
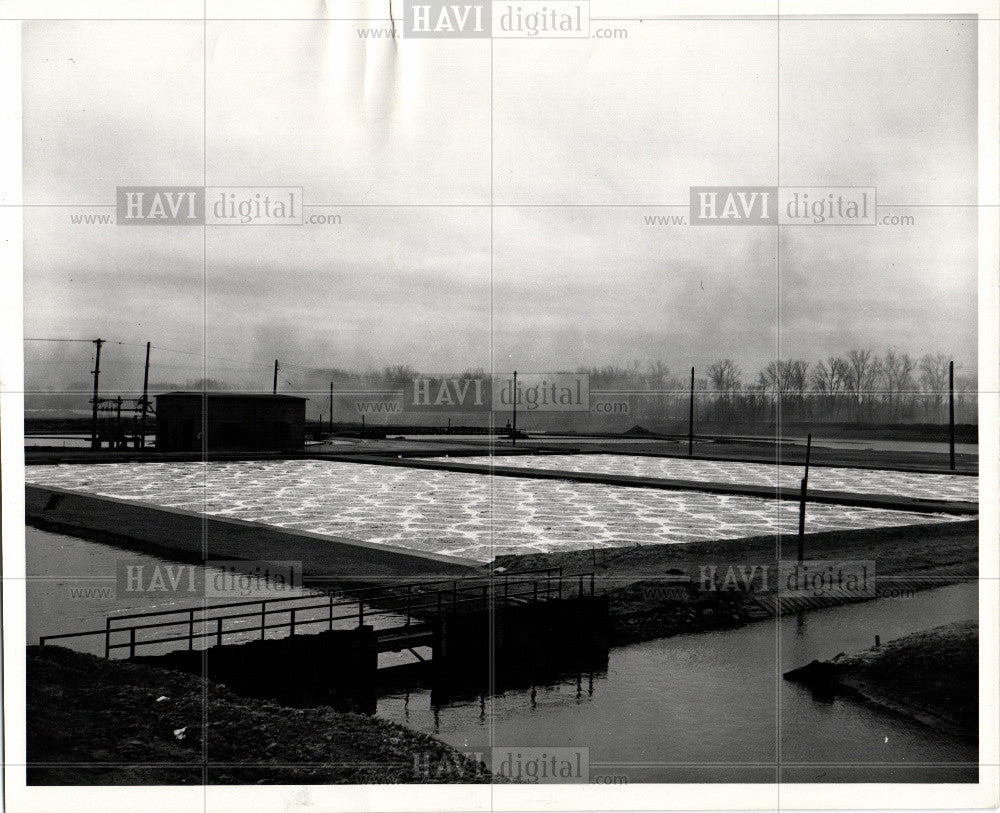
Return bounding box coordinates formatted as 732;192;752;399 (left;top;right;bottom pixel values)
707;359;742;396
811;356;848;395
843;349;880;417
919;353;951;417
955;371;978;423
707;359;742;420
784;360;809;396
880;349;916;417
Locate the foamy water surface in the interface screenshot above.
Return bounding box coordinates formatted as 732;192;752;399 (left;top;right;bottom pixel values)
26;461;962;562
439;454;978;502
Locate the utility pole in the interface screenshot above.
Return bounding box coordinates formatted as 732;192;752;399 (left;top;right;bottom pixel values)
797;433;812;562
329;382;334;434
273;359;279;395
115;395;123;449
138;341;150;449
949;360;956;470
688;367;695;457
512;370;518;446
90;338;104;450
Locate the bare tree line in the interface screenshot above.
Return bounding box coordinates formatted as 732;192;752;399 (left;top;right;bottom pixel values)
298;352;975;424
576;350;976;424
33;352;968;426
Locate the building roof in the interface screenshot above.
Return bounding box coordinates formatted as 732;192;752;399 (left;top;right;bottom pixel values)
155;391;308;401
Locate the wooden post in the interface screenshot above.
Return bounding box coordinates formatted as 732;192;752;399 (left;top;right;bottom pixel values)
797;434;812;562
512;370;518;446
188;609;195;649
273;359;279;395
329;382;334;434
290;608;296;636
949;360;955;470
105;619;112;658
90;338;103;449
129;627;136;658
115;396;122;449
405;585;411;628
688;366;695;457
139;341;150;448
263;602;269;638
216;617;223;647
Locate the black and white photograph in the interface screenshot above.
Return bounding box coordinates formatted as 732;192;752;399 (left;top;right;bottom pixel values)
1;0;998;809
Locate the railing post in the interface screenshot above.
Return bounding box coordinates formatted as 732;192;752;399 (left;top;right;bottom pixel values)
590;573;595;596
129;627;136;658
504;577;509;606
262;602;268;639
105;618;112;658
405;585;412;628
545;572;551;600
579;575;584;598
482;584;488;611
216;617;223;647
329;595;334;631
188;609;195;650
290;608;296;636
533;581;538;603
358;600;364;627
437;592;443;616
451;580;457;611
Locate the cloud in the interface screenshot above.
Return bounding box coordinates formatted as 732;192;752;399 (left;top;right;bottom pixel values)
22;12;978;398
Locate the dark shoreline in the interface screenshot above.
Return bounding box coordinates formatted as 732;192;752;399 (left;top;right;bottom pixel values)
783;620;978;741
27;645;493;785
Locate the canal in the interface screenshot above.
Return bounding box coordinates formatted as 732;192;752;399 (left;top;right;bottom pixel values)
26;527;977;783
376;581;978;783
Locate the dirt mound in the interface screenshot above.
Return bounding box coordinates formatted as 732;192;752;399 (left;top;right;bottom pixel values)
27;645;490;785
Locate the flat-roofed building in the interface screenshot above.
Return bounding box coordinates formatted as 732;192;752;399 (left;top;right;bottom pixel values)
154;392;307;452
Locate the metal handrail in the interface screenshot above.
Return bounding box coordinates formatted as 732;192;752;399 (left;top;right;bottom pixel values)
102;567;563;622
39;568;592;658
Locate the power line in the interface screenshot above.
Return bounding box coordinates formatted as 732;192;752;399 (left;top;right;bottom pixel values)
26;336;329;376
24;337;89;343
25;337;127;345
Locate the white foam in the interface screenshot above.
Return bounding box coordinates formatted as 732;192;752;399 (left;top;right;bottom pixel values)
25;460;962;563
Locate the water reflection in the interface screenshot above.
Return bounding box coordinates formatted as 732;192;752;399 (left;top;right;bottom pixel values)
377;582;978;783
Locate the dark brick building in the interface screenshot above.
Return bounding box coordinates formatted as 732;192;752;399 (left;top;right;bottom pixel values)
154;392;307;452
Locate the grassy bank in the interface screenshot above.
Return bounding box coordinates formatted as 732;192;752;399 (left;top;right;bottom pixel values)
27;646;490;785
497;521;978;645
785;621;978;739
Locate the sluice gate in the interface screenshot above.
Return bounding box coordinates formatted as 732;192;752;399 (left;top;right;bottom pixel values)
40;568;609;710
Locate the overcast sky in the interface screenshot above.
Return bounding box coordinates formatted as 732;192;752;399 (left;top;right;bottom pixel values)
22;7;978;393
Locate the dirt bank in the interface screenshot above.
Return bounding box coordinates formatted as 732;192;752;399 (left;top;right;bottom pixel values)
27;645;491;785
497;521;978;645
784;620;978;739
